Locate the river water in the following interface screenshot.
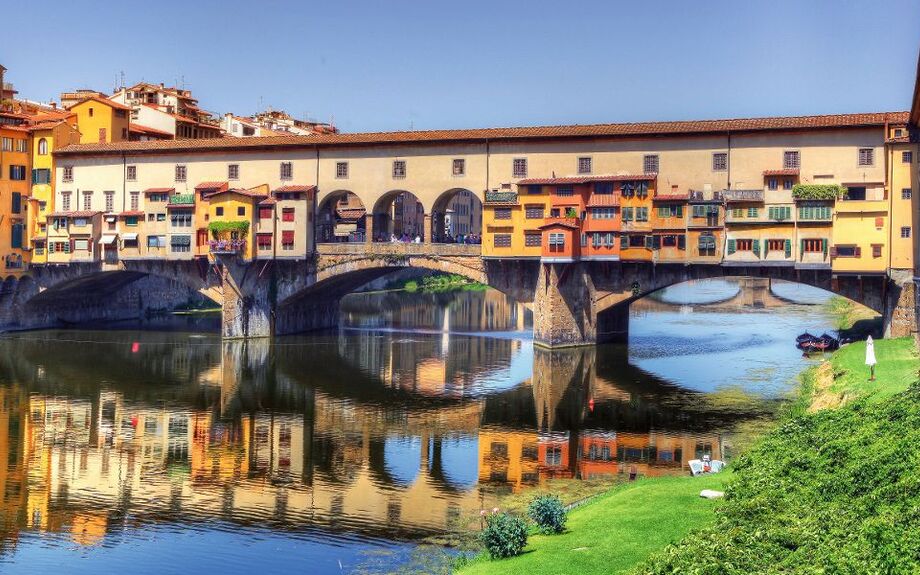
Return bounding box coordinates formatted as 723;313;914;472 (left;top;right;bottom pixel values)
0;280;836;574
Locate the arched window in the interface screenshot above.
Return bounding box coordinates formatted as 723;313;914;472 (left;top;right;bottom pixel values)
37;138;48;155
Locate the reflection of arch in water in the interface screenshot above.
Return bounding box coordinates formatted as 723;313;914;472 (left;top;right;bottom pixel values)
371;190;425;241
367;436;420;488
316;190;367;243
428;434;479;492
430;188;482;243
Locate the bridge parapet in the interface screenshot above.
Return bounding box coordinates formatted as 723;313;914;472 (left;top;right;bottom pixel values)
317;243;481;257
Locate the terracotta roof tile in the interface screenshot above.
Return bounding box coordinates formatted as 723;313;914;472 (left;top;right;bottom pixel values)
258;198;277;206
207;188;267;199
274;185;316;193
54;111;909;156
118;210;144;217
69;96;131;111
519;174;656;186
652;193;689;201
48;210;99;217
144;187;176;193
763;169;800;176
130;123;173;138
195;181;228;192
336;207;366;220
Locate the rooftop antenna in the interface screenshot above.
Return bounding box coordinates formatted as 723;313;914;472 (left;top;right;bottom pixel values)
258;95;263;112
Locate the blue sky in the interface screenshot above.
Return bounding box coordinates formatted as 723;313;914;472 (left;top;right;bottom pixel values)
3;0;918;132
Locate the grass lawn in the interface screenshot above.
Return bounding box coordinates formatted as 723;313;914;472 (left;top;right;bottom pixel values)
817;337;919;404
457;473;730;575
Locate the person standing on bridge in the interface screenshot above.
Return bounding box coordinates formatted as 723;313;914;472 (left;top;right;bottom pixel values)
866;335;877;381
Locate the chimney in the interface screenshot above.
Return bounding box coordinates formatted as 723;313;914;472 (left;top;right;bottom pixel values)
51;102;57;109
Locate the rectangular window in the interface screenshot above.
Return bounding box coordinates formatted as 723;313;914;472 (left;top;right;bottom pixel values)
392;160;406;179
902;188;912;200
228;164;239;180
643;154;659;174
31;168;51;184
512;158;527;178
16;139;27;153
736;239;753;252
9;166;26;180
494;234;512;248
783;178;793;190
527;185;542;195
903;151;913;164
635;207;648;221
594;182;614;195
524;233;541;247
767;239;785;252
747;207;758;218
63;166;73;182
622;207;634;221
282;207;295;222
452;159;465;176
83;191;93;210
333;161;348;179
591;207;617;219
803;239;823;253
901;226;911;238
170;235;192;252
125;216;138;226
126;165;137;181
281;230;295;249
215;207;224;216
280;162;293;180
834;245;859;257
548;233;565;252
130;191;139;211
556;186;574;197
577;157;592;174
175;165;187;182
259;206;273;220
783;150;800;169
712;152;727;171
1;138;10;151
858;148;874;166
257;233;273;249
237;206;245;216
525;205;544;219
846;186;867;200
767;178;778;190
170;211;192;227
61;192;71;211
494;208;512;220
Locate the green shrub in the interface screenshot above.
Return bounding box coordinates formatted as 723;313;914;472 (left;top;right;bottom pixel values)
791;184;846;201
480;512;528;559
207;220;250;235
527;494;567;534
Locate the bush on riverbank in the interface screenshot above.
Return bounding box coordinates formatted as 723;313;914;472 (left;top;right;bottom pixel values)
480;512;528;559
636;338;920;574
527;495;567;534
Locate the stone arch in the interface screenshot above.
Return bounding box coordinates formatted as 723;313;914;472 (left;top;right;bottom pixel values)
371;189;425;242
430;188;483;243
315;189;367;243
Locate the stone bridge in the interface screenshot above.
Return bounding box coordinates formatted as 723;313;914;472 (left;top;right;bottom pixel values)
0;243;915;347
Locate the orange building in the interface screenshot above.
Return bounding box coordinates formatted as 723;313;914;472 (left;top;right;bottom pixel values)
617;175;657;261
651;186;689;263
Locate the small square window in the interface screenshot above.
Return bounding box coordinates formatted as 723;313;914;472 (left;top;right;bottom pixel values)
452;159;465;177
126;165;137;181
903;151;913;164
175;165;187;182
228;164;239;180
902;188;912;200
858;148;874;167
392;160;406;179
512;158;527;178
643;154;659;174
215;207;224;216
783;151;800;169
237;206;245;216
712;152;727;171
577;157;592;175
63;166;73;182
901;226;911;238
280;162;293;180
336;161;348;179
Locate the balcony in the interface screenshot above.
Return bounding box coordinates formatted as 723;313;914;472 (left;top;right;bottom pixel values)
688;190;724;202
209;239;245;254
169;193;195;206
485;191;518;205
722;189;764;203
543;216;580;227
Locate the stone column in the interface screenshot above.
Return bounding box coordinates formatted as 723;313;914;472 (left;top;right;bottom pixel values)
423;213;432;243
532;262;597;347
365;214;374;243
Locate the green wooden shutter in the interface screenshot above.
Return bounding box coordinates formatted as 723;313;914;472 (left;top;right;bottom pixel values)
727;239;736;255
620;234;628;249
822;238;828;259
678;234;686;249
800;239;805;260
676;205;683;218
10;224;22;249
644;235;653;249
752;239;760;257
784;239;792;258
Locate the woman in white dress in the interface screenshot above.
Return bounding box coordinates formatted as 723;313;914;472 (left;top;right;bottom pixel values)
866;335;877;381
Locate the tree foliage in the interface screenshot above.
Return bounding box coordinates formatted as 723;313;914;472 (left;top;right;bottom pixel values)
207;220;250;235
791;184;846;200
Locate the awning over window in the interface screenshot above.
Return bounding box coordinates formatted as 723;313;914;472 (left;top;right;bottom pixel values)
281;230;295;243
122;233;138;241
171;235;192;246
98;235;117;245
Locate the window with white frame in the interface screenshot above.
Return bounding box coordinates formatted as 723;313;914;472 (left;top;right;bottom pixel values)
62;166;73;182
61;192;71;211
82;191;92;210
104;191;114;213
126;165;137;181
130;191;139;211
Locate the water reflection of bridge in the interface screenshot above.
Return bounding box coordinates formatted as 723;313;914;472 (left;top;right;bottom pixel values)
0;333;759;550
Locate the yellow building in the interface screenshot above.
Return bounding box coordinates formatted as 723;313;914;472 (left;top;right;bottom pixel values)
482;185;548;259
0;118;30;274
68;96;130;144
27;112;80;265
885;121;917;272
206;185;267;260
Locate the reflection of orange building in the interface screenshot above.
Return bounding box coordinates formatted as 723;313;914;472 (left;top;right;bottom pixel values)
477;430;540;492
579;431;723;479
537;432;572;479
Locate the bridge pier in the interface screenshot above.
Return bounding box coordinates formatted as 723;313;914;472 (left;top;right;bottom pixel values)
533;263;598;348
597;303;630;344
218;258;275;339
883;270;918;338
